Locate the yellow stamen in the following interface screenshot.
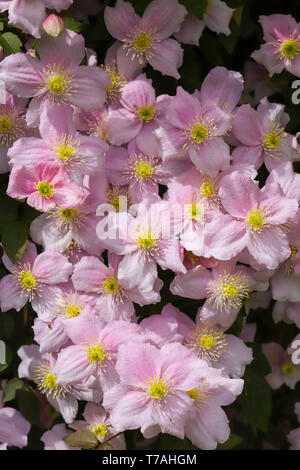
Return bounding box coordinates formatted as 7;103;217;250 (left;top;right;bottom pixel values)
137;104;156;122
91;424;108;440
279;39;300;60
103;276;119;294
247;207;269;233
86;344;107;364
281;362;295;376
36;180;55;198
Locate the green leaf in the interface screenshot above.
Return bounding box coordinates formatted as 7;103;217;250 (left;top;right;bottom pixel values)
180;0;207;19
63;430;99;449
239;344;272;432
0;22;4;32
0;193;19;232
63;17;82;33
0;32;22;55
2;378;23;402
217;433;243;450
17;385;41;425
2;221;28;264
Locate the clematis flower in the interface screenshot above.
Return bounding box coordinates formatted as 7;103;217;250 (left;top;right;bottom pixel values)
0;0;73;38
262;340;300;390
162;303;253;378
8;102;107;185
30;190;104;255
101;74;165;146
0;91;30;173
104;0;186;78
97;205;186;291
41;423;80;450
155;86;232;177
0;241;73;315
105;140;190;203
232;98;293;171
52;308;141;391
71;254;162;322
70;402;126;449
251;14;300;77
18;345;101;424
0;382;30;448
205;171;298;270
0;29;111;119
7;161;81;212
103;341;208;439
174;0;234;45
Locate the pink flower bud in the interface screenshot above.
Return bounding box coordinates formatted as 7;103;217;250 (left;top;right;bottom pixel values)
42;14;64;37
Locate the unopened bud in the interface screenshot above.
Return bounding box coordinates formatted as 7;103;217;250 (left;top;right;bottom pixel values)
43;14;64;37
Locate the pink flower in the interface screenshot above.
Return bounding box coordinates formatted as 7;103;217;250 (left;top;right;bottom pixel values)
30;190;103;254
0;29;111;113
174;0;234;44
0;91;30;173
184;366;243;450
205;171;298;270
0;383;30;448
53;308;141;390
162;303;253;378
0;0;72;38
252;14;300;77
104;0;186;78
70;402;126;449
0;241;73;314
101;74;164;146
103;341;207;439
41;423;80;450
7;161;81;212
155;86;231;177
71;254;161;322
98;205;186;291
18;345;101;424
8;102;107;185
244;61;286;105
105;140;189;203
262;340;300;390
232;98;293;171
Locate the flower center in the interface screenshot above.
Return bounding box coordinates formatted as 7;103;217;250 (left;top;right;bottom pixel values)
185;324;228;361
247;207;269;233
60;208;76;220
137;104;156;122
186;383;212;408
105;186;130;212
199;334;216;349
104;63;126;103
45;373;57;389
148;377;169;401
187;201;203;221
91;424;108;440
36;180;55;198
19;271;37;292
138;231;157;250
53;136;78;163
290;245;298;258
190;123;209;144
135;32;152;51
86;344;107;364
39;64;73;103
66;303;82;318
222;283;238;299
103;276;119;294
279;39;300;60
201;181;214;198
281;362;295;376
207;271;249;312
135;160;154;179
34;362;68;398
186;251;200;265
0;115;12;133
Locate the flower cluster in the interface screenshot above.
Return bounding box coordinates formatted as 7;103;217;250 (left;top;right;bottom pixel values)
0;0;299;451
